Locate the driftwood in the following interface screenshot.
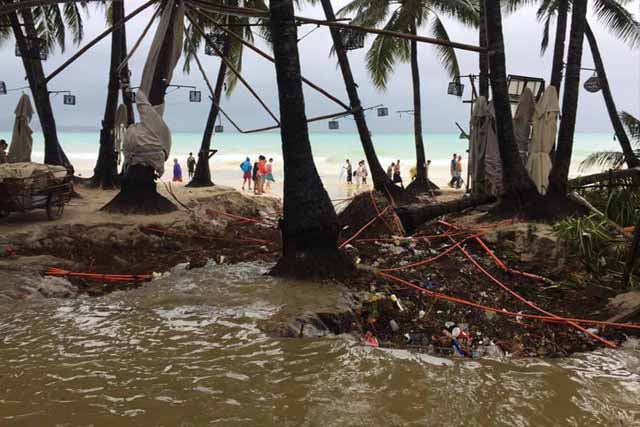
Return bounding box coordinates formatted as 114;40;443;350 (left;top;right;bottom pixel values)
569;167;640;188
395;194;496;233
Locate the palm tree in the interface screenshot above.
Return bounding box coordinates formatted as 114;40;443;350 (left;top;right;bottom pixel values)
478;0;489;98
320;0;400;196
484;0;539;209
580;111;640;170
92;0;132;189
547;0;588;196
338;0;478;193
184;1;266;187
2;3;88;169
269;0;352;277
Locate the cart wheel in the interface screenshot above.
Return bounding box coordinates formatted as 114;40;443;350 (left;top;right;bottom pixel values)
46;194;65;220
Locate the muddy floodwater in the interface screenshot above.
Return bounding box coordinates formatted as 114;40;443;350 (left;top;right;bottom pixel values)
1;263;639;426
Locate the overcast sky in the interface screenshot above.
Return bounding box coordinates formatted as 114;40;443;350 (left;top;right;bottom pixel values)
1;0;639;134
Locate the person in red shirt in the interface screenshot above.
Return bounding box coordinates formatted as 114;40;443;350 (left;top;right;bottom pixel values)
257;155;267;194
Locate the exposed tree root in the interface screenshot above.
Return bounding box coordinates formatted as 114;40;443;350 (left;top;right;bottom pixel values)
101;165;177;214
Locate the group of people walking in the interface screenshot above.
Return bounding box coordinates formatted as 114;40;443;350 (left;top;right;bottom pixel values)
342;159;369;186
449;153;464;189
240;156;275;194
171;152;197;182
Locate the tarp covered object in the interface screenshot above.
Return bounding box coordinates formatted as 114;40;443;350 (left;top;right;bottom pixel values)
8;94;34;163
0;162;68;183
527;86;560;194
123;91;171;176
483;101;502;196
470;96;491;194
513;88;535;159
123;0;184;176
114;104;128;154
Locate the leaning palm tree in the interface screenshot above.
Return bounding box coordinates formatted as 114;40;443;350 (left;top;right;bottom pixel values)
184;0;267;187
1;3;88;169
338;0;478;193
580;112;640;170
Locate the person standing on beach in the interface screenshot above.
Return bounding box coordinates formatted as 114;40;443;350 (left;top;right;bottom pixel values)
257;155;267;194
172;158;183;182
393;160;403;186
240;157;252;191
360;160;369;185
265;158;275;192
187;153;196;179
387;162;394;180
455;155;463;189
343;159;353;184
426;159;432;181
0;140;8;164
449;153;457;187
252;160;259;194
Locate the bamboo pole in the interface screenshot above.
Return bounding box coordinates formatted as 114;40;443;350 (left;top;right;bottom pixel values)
187;4;351;111
185;11;280;125
117;6;160;73
44;0;155;83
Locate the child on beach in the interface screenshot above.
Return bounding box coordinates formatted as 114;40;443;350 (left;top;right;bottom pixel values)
172;158;183;182
265;158;275;191
240;157;252;191
187;152;196;179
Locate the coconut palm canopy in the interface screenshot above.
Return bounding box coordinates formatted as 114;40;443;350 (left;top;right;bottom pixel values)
337;0;479;88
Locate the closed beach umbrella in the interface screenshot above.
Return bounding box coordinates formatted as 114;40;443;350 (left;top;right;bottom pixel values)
527;86;560;194
8;94;34;163
513;88;535;159
114;104;128;164
469;96;489;194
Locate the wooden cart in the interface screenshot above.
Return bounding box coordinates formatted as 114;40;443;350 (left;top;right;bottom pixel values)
0;172;73;220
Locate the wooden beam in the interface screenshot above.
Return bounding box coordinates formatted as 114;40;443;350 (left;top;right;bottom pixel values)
187;4;351;111
117;6;160;73
185;11;280;125
45;0;155;83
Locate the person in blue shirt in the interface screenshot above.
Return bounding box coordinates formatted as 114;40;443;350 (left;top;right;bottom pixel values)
240;157;252;191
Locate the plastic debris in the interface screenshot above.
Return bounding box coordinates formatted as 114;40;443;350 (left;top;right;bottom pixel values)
390;294;404;311
389;319;400;332
363;331;379;347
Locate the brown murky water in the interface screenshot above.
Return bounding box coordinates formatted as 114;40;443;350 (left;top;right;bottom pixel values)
1;263;639;426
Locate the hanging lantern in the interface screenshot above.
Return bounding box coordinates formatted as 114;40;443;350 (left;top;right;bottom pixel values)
339;28;365;50
124;89;136;104
447;81;464;97
377;107;389;117
583;73;601;93
63;94;76;105
0;81;6;95
15;36;47;61
328;120;339;130
189;90;202;103
215;124;224;133
204;29;227;56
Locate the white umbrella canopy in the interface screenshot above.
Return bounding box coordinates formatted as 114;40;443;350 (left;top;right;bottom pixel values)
513;88;535;158
527;86;560;194
8;94;34;163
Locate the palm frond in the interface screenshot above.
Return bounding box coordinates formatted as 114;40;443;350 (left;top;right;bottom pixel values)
62;2;86;45
225;34;244;95
620;111;640;142
428;0;479;27
592;0;640;48
429;14;460;80
503;0;539;14
579;150;627;171
540;11;551;55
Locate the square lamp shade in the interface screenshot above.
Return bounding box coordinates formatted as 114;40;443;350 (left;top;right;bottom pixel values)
0;81;6;95
63;94;76;105
189;90;202;103
447;81;464;97
214;125;224;133
377;107;389;117
328;120;339;130
507;74;545;103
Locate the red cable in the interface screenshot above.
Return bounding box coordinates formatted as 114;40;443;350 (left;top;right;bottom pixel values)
339;206;390;249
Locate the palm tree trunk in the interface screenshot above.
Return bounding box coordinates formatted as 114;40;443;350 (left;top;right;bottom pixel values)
92;0;126;189
119;18;134;126
484;0;538;208
187;41;230;187
548;0;588;196
405;20;438;194
319;0;399;196
9;10;72;170
268;0;352;278
478;0;489;98
550;0;568;92
584;22;640;169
